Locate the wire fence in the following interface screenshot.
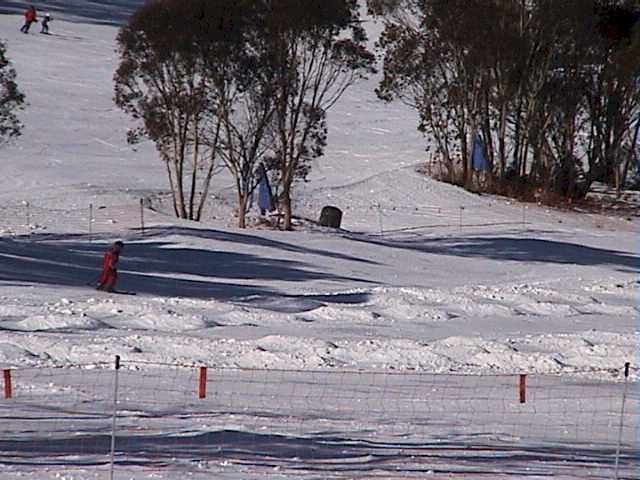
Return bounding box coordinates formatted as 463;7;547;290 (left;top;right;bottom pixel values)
368;201;532;235
0;193;623;242
0;199;149;239
0;359;637;479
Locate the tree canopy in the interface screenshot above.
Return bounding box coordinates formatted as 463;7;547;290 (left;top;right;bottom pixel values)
115;0;374;227
0;41;24;147
376;0;640;199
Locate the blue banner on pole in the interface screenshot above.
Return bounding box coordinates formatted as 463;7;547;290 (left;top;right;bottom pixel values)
472;134;490;172
258;166;274;213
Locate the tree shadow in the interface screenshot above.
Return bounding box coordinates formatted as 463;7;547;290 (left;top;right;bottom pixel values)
345;231;639;273
0;0;145;26
142;225;380;266
0;233;374;300
0;429;635;476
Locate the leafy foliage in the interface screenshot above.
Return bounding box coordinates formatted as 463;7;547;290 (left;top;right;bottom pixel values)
115;0;374;228
0;41;24;147
114;0;254;221
264;0;376;229
376;0;640;199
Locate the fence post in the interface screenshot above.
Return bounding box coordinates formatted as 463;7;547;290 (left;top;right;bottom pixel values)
3;369;12;399
199;367;208;399
26;201;30;227
614;362;631;480
139;199;145;235
377;203;384;235
89;203;93;242
109;355;121;480
519;374;526;404
459;206;464;231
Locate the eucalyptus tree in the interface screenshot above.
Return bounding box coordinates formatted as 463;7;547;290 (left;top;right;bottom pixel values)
0;41;24;147
264;0;376;229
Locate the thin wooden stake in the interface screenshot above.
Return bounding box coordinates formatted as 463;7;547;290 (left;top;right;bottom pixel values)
140;199;145;235
614;362;631;479
89;203;93;241
109;355;121;480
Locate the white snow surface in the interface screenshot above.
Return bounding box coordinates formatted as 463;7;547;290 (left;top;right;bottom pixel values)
0;11;636;378
0;5;638;479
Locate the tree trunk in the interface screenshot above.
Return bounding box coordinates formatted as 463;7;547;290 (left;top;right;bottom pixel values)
189;131;200;221
173;158;187;219
175;151;187;219
281;186;293;231
620;119;640;192
521;140;530;178
512;98;523;177
458;112;468;185
237;192;247;229
196;151;218;222
166;161;179;217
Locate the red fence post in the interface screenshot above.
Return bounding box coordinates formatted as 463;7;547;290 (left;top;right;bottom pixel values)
3;369;12;399
519;374;527;404
199;367;207;399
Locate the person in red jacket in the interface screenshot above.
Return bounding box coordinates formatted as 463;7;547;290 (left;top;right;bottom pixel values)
20;6;38;34
96;241;124;292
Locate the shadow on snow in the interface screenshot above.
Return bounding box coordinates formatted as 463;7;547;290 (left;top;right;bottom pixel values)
0;429;636;476
141;225;380;266
345;230;639;273
0;230;375;301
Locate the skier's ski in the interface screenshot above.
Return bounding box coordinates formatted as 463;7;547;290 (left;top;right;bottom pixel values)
48;32;84;41
95;287;137;296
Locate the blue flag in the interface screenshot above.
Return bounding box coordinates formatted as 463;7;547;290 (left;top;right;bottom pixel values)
472;134;490;172
258;166;274;213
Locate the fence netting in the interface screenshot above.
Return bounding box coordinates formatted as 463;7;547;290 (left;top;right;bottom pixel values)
0;198;162;240
0;195;549;241
1;361;637;479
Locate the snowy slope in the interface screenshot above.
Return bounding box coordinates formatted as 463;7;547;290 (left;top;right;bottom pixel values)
0;5;638;480
0;8;637;378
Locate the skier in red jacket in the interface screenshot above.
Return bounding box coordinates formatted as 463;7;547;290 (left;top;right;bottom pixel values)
96;241;124;292
20;6;38;34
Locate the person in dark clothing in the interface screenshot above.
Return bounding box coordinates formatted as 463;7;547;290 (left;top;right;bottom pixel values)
96;241;124;292
41;13;51;34
20;6;37;34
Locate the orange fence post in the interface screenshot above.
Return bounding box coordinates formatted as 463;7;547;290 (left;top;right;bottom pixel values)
519;374;527;404
199;367;207;399
3;369;12;399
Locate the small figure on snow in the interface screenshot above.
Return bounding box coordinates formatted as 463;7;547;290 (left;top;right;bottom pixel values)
41;13;51;34
96;241;124;293
20;6;38;34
